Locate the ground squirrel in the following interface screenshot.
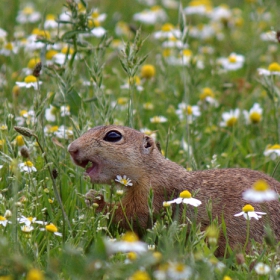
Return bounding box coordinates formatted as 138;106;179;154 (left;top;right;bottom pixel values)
68;125;280;256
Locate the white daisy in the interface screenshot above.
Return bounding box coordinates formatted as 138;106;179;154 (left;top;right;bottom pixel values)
104;232;147;254
164;190;202;207
264;144;280;160
257;62;280;76
254;262;271;275
133;6;167;25
217;53;245;71
176;103;201;122
18;161;37;173
234;204;266;220
154;23;181;39
16;6;41;23
17;215;46;226
0;216;11;227
16;75;42;90
40;223;62;237
220;108;240;127
242;180;278;203
115;175;133;187
243;103;263;124
150;116;168;124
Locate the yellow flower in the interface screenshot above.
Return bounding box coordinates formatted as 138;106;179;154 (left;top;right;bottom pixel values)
26;269;44;280
0;139;5;149
141;64;156;79
45;223;58;233
179;190;192;198
242;204;254;212
268;62;280;72
16;135;25;147
161;23;174;31
127;252;138;261
122;231;139;242
130;270;151;280
44;223;62;237
27;58;39;69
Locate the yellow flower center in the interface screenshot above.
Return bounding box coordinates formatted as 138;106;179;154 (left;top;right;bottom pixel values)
61;46;74;55
182;49;192;57
25;161;34;167
141;64;156;79
24;75;37;83
78;3;86;12
0;125;7;130
23;7;34;15
200;87;215;100
250;112;261;123
189;0;212;6
45;50;58;60
130;271;151;280
120;178;128;185
175;263;185;272
122;231;139;242
179;190;192;198
45;223;58;233
16;135;25;146
0;216;7;221
161;23;174;32
162;49;171;57
242;204;254;212
226;117;237;127
223;276;232;280
49;126;59;133
268;62;280;72
46;14;55;21
0;139;5;149
127;252;138;261
26;269;44;280
27;58;39;69
228;55;237;63
31;28;50;39
27;217;33;222
253;180;269;191
5;42;13;50
117;97;128;105
20;110;28;116
184;105;192;115
268;144;280;150
163;201;171;207
151;5;161;11
92;11;100;18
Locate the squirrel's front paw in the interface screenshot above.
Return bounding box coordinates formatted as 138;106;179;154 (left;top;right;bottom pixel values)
85;189;105;208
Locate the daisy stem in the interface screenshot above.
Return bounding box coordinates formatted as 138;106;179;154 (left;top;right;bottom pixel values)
118;198;134;232
34;135;72;233
243;217;250;252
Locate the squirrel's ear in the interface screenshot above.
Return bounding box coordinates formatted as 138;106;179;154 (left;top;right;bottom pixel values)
143;135;154;154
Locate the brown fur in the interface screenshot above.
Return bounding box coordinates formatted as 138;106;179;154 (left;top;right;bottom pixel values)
68;125;280;256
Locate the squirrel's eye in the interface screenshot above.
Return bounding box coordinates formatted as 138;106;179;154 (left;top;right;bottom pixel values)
104;131;122;142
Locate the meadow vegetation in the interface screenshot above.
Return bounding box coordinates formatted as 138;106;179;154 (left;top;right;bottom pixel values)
0;0;280;279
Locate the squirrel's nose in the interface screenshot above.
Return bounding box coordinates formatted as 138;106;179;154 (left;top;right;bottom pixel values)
68;142;79;158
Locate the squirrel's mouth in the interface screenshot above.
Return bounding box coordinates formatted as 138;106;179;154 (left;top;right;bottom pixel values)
75;159;99;178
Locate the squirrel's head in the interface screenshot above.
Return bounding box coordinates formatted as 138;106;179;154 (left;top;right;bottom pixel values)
68;125;162;185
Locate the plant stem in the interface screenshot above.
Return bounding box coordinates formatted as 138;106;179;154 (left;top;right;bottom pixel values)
243;216;250;252
34;135;72;233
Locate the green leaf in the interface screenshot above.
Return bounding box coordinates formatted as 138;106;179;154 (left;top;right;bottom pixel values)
66;89;82;116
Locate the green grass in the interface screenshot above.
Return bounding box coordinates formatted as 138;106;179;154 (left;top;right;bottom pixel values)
0;0;280;279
